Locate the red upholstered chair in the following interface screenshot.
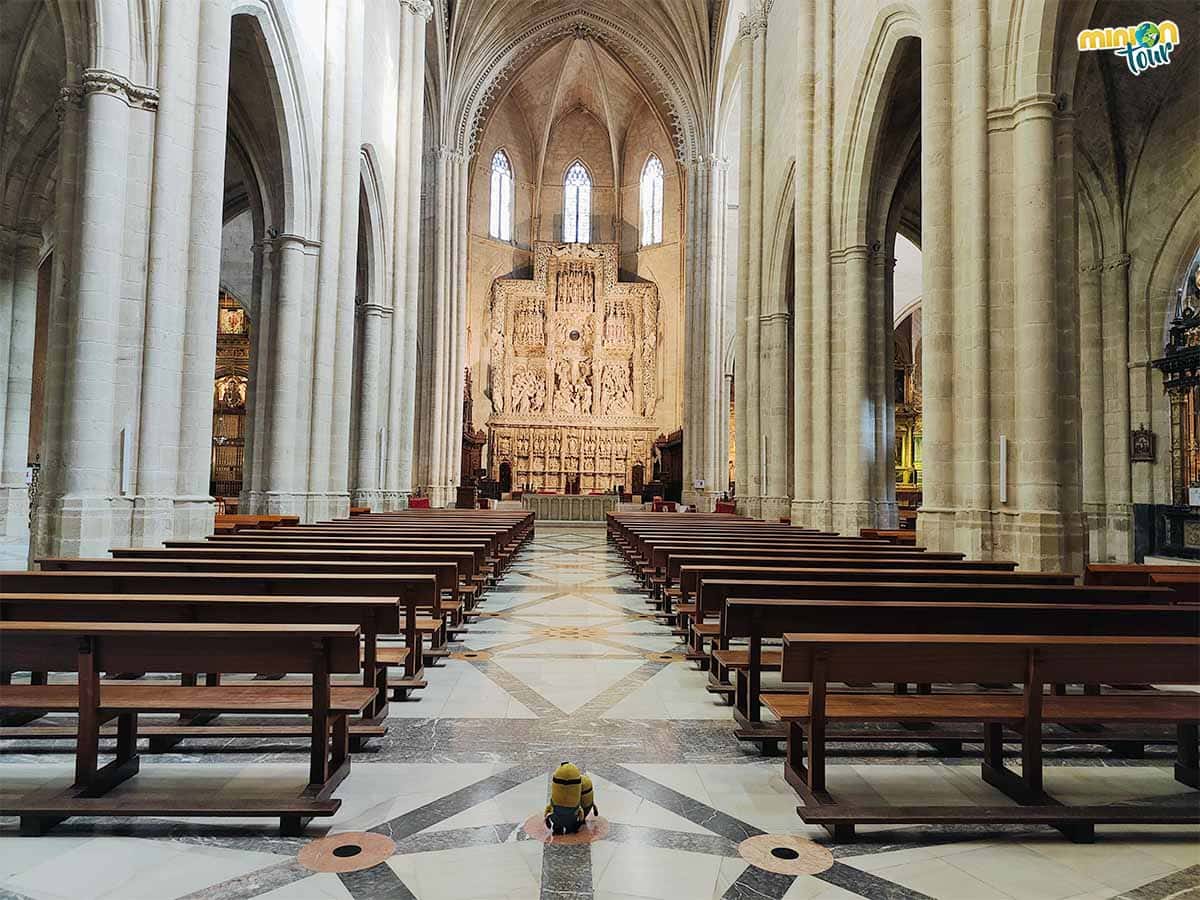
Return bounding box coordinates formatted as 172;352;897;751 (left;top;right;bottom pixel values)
715;501;737;514
408;497;431;509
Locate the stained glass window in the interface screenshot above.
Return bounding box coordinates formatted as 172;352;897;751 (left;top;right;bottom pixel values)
640;154;664;246
489;150;514;241
563;160;591;243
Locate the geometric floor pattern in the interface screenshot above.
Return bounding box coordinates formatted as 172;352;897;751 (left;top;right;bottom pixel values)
1;524;1197;899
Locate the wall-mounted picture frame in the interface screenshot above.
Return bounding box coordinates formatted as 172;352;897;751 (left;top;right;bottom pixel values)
1131;424;1156;463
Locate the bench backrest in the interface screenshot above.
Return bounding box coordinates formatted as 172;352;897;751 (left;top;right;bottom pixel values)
0;593;402;634
110;546;475;578
698;579;1173;618
0;571;438;605
40;557;459;594
677;563;1056;600
780;633;1200;686
0;621;361;674
723;597;1200;640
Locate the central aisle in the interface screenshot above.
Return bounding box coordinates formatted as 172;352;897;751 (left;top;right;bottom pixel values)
4;525;1195;900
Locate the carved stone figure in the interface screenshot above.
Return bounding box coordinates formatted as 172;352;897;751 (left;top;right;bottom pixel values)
511;366;547;415
600;362;633;415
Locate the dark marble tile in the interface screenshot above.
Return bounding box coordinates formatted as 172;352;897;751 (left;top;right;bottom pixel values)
540;842;592;899
719;866;795;900
603;821;739;857
815;862;937;899
338;864;417;900
393;822;520;854
1119;864;1200;900
174;859;313;900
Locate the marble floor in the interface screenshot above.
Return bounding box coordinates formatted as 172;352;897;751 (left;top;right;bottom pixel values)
1;524;1198;900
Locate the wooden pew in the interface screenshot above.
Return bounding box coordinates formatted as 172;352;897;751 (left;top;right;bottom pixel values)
0;570;443;675
771;633;1200;841
1085;563;1200;590
104;546;481;614
667;555;1035;623
0;592;405;745
683;564;1072;658
0;621;365;836
701;580;1173;736
722;596;1198;747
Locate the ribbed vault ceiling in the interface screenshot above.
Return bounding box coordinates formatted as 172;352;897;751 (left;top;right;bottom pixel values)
431;0;726;159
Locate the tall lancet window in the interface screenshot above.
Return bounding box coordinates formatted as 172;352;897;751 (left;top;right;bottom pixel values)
489;150;514;241
563;160;592;243
640;154;664;246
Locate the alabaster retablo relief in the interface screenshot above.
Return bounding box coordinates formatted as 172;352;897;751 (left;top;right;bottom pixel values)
487;242;659;492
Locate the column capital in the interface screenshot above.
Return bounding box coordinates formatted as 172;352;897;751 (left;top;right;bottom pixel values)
399;0;433;19
81;68;159;111
0;224;42;251
681;154;729;172
358;302;393;318
738;8;768;40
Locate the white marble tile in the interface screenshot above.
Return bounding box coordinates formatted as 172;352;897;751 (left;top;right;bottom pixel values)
488;656;645;713
603;663;733;720
1016;833;1182;892
386;839;542;899
253;873;355;900
421;773;547;833
868;856;1013;899
943;843;1112;900
591;841;726;899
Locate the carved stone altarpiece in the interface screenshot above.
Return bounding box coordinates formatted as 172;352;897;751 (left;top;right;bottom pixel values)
487;242;659;492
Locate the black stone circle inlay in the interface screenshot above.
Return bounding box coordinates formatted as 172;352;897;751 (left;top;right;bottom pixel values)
771;847;800;860
464;652;478;657
332;845;363;858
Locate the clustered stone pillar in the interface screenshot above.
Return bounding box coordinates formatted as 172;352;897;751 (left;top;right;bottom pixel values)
734;8;767;519
681;155;730;512
418;145;469;509
377;0;430;510
0;231;40;556
32;70;143;559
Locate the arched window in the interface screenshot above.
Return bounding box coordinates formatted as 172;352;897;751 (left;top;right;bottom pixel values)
563;160;592;243
489;150;514;241
640;154;664;246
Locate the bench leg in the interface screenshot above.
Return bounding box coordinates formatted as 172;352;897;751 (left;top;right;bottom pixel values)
1176;723;1199;789
279;815;313;837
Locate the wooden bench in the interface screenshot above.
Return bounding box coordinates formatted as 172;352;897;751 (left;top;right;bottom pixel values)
690;579;1169;677
769;633;1200;841
105;546;480;615
0;592;408;745
1;570;444;670
1085;564;1200;591
0;621;365;836
674;564;1070;635
721;596;1199;748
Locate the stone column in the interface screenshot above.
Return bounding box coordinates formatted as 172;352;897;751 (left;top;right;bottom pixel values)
131;0;199;546
758;307;790;521
241;239;269;509
176;0;232;537
733;23;753;510
681;155;728;512
1100;253;1133;559
0;233;40;548
736;10;766;518
328;0;365;518
809;0;834;531
953;0;992;554
352;301;388;506
790;0;815;526
832;245;872;533
870;247;896;528
1078;259;1106;559
1011;95;1065;569
264;234;308;514
33;70;142;558
397;4;429;502
386;4;417;508
307;0;348;518
915;0;956;551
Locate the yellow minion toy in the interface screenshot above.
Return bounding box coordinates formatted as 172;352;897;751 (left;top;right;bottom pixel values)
544;762;585;835
580;774;598;820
